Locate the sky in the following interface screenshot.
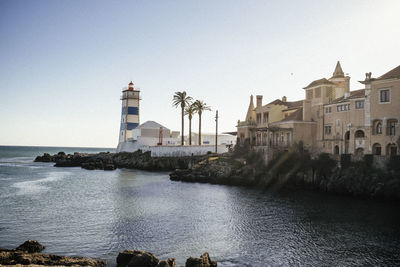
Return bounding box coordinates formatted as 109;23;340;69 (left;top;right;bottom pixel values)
0;0;399;148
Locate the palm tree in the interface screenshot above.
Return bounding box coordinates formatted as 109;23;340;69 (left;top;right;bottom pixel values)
173;91;192;145
185;104;196;145
193;100;211;146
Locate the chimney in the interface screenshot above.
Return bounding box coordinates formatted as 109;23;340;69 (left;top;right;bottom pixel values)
282;96;287;102
256;95;263;108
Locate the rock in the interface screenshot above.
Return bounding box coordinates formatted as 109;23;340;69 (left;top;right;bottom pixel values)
185;252;217;267
0;240;106;266
15;240;45;253
117;250;159;267
158;258;176;267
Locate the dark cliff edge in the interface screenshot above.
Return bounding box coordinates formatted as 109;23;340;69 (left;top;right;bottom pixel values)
170;144;400;200
34;150;206;171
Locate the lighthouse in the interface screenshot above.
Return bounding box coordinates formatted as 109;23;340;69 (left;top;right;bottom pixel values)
117;81;140;152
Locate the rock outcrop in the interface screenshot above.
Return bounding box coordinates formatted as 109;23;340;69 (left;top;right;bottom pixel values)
116;250;216;267
0;241;106;266
35;150;205;172
15;240;45;253
170;152;400;200
185;252;217;267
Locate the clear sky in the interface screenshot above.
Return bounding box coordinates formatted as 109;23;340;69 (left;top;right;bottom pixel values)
1;0;399;148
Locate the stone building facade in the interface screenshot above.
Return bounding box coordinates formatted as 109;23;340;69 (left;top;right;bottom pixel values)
237;62;400;157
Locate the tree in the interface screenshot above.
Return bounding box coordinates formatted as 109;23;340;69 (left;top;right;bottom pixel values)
185;104;196;145
193;100;211;146
173;91;192;145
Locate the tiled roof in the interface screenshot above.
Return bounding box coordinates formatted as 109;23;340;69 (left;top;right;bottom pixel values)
330;89;365;104
280;107;303;122
304;78;335;89
376;65;400;80
266;99;303;108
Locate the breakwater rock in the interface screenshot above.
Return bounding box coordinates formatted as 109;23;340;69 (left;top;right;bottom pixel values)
0;240;106;266
35;150;205;171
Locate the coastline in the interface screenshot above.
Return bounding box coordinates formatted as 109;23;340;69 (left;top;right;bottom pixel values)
35;148;400;201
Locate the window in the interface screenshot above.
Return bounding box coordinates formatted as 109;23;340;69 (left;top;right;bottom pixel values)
355;100;364;109
379;88;390;103
306;90;313;100
336;104;350;112
355;130;365;138
315;88;321;98
325;107;332;114
263;112;269;123
324;126;332;135
256;113;262;124
373;143;381;155
387;120;397;136
376;122;382;134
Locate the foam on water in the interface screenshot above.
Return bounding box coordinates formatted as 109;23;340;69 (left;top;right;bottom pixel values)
11;171;69;195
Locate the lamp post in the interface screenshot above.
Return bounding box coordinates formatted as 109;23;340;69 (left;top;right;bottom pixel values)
215;110;218;153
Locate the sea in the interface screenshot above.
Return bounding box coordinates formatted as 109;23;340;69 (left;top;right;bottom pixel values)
1;145;400;266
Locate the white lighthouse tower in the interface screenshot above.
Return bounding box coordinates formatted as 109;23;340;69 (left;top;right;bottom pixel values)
116;81;140;152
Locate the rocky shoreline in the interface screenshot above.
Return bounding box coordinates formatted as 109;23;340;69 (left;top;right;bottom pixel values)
1;240;218;267
170;150;400;200
34;147;400;200
35;150;206;171
0;240;106;266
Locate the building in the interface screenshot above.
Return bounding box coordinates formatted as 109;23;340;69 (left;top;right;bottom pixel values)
115;81;231;156
132;121;180;147
185;132;236;146
237;62;400;157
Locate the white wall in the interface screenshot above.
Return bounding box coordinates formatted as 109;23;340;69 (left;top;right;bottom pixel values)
187;133;236;146
142;145;229;157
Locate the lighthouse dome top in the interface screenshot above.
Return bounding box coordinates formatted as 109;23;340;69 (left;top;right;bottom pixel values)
128;81;134;90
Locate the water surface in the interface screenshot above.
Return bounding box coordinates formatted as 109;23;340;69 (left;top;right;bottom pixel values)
0;146;399;266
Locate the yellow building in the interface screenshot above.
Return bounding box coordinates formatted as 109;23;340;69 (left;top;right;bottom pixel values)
237;62;400;157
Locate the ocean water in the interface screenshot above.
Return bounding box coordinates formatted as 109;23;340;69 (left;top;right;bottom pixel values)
0;145;400;266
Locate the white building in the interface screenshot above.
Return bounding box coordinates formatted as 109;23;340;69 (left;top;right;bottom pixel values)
186;132;236;146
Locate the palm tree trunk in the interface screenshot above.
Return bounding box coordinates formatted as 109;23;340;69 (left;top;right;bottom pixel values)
189;117;192;145
198;112;202;146
181;106;184;145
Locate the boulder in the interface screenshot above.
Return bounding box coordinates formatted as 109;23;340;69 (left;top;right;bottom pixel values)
117;250;159;267
185;252;217;267
15;240;45;253
158;258;176;267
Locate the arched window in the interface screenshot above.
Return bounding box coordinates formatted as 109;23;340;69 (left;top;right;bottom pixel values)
355;130;365;138
345;131;350;140
334;145;339;155
372;143;381;155
376;122;382;134
355;148;364;156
